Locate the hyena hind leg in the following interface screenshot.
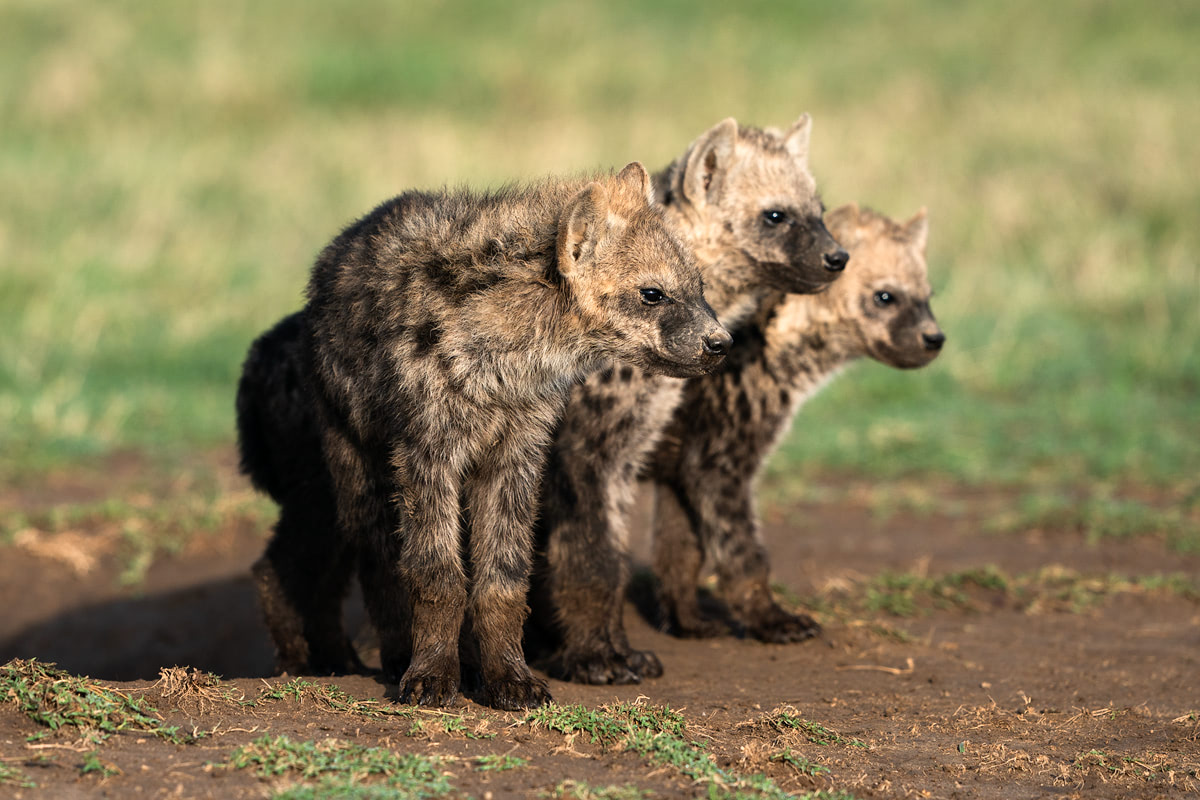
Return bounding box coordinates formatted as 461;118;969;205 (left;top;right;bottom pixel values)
709;491;820;644
651;481;731;639
252;493;366;675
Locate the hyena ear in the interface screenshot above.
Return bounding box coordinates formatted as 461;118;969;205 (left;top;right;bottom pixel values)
904;207;929;253
824;202;861;243
615;161;655;206
784;113;812;164
681;117;738;208
557;182;610;277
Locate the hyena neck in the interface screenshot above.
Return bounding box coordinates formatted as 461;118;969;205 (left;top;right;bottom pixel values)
696;248;775;330
453;280;606;405
761;294;862;392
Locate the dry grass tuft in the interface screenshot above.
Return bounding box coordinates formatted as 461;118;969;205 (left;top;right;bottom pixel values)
153;666;244;712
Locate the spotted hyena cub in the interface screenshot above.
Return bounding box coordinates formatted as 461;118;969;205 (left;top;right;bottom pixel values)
237;116;843;688
298;162;728;710
647;203;944;641
527;116;849;684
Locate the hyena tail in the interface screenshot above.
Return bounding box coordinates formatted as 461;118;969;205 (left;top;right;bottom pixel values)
235;310;323;503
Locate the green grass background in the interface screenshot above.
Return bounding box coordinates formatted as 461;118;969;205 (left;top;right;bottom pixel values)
2;0;1197;495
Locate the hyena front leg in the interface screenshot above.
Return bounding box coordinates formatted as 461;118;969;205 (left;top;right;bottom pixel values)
393;448;470;707
464;431;552;710
650;480;729;638
703;484;820;644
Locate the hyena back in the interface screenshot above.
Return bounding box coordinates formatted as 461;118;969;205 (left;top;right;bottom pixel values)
527;116;850;684
298;162;727;710
649;203;944;641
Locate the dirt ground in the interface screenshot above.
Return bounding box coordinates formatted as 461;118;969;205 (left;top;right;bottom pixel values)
2;450;1198;799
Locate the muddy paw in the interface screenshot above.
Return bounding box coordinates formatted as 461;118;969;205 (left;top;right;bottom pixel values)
624;649;663;679
746;609;821;644
561;651;641;685
398;668;460;707
670;614;730;639
485;672;552;711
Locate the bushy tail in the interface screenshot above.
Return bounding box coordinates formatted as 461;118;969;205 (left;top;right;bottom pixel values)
235;311;323;503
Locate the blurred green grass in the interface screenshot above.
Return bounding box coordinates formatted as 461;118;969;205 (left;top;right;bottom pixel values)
2;0;1197;494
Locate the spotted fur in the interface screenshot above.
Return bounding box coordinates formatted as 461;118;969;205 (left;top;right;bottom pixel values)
647;204;944;641
526;116;849;684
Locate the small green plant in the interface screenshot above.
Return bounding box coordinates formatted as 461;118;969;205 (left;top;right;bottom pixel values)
271;782;450;800
808;564;1198;623
256;679;414;719
439;713;496;739
80;751;120;778
473;753;527;772
0;761;36;789
546;780;652;800
0;658;198;744
762;709;868;749
528;702;859;800
863;567;1007;617
771;748;830;777
225;735;451;797
526;703;628;748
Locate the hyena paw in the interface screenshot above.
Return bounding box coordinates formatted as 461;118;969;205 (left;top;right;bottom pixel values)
561;650;642;685
485;670;552;711
398;668;460;707
625;649;663;679
745;609;821;644
670;614;730;639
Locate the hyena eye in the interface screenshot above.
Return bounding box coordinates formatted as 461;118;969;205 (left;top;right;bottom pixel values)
873;290;896;307
761;209;789;227
640;287;665;305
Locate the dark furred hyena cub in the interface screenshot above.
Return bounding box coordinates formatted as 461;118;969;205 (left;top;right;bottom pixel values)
299;162;728;710
527;116;849;685
648;203;944;641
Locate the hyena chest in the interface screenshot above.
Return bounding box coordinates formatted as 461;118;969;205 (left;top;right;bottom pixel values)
402;381;567;469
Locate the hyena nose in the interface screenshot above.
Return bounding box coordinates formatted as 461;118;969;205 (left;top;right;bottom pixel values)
703;330;732;357
823;249;849;272
922;331;946;351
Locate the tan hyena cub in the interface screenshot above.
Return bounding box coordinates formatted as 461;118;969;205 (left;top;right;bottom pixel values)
304;162;729;710
648;203;944;640
527;116;849;684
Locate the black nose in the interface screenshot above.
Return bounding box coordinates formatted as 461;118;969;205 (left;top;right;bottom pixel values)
703;330;732;357
922;331;945;350
823;249;849;272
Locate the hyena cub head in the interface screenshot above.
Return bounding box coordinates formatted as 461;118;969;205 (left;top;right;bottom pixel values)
664;115;848;303
825;203;945;369
557;161;731;378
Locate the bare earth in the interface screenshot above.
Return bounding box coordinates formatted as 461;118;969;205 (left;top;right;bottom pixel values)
2;450;1197;799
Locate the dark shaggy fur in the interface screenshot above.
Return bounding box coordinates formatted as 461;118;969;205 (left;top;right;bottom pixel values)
245;162;728;710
